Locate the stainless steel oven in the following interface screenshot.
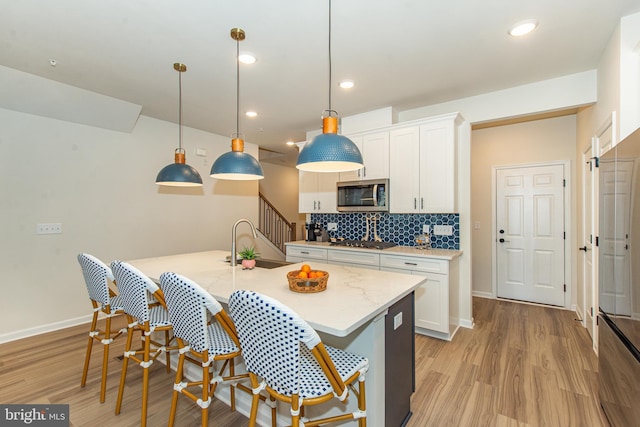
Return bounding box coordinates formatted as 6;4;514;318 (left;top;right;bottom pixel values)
336;179;389;212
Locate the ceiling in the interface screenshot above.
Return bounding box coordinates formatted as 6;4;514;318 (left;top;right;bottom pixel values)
2;0;639;166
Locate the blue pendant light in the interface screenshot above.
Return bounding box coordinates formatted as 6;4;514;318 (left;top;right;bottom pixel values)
296;0;363;173
156;63;203;187
210;28;264;181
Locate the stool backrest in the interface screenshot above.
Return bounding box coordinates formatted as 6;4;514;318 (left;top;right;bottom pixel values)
78;253;115;308
111;260;160;323
160;272;237;353
228;290;322;396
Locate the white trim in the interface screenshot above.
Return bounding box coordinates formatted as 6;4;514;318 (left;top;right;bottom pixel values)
492;160;573;309
472;290;494;299
0;314;94;344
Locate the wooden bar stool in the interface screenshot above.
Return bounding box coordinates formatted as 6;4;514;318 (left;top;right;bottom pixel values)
111;260;177;427
159;272;270;427
228;290;369;427
77;253;127;403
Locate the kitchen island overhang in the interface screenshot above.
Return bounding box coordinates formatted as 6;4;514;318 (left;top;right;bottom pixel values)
128;250;424;426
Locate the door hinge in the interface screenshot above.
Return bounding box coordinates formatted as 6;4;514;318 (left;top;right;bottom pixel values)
563;179;566;187
591;156;600;168
563;231;566;240
564;284;566;292
596;236;599;246
590;307;593;317
597;316;599;325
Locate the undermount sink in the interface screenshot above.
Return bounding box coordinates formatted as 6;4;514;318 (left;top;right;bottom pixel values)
225;255;292;269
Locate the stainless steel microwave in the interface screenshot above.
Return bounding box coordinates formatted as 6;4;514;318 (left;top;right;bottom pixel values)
336;179;389;212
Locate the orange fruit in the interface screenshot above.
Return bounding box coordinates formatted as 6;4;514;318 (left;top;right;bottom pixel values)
301;264;311;274
314;271;324;277
308;271;317;279
297;271;308;279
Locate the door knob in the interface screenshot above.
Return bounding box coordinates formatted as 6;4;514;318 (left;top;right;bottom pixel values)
499;229;505;234
578;246;587;251
499;238;510;243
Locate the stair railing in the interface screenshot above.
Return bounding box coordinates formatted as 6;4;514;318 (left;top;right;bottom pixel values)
258;192;296;254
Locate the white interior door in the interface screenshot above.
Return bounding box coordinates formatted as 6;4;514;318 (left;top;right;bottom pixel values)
599;158;633;316
496;164;566;306
581;146;596;340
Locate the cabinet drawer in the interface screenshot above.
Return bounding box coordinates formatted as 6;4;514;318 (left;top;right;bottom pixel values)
328;250;380;267
286;246;328;261
380;254;448;274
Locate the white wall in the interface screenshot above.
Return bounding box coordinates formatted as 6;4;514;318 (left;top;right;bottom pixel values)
470;116;578;303
619;13;640;140
0;108;260;342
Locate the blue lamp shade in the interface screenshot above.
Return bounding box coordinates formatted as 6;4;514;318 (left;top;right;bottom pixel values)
296;132;363;172
210;151;264;180
155;162;203;187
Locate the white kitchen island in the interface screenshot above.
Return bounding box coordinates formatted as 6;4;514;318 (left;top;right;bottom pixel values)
128;250;424;427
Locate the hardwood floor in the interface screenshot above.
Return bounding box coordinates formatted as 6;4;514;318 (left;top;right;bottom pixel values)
0;297;608;426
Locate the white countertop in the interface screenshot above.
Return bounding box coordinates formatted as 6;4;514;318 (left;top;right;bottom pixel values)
285;240;462;260
128;250;424;338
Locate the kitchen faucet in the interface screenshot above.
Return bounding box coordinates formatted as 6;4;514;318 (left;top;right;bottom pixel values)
231;218;258;267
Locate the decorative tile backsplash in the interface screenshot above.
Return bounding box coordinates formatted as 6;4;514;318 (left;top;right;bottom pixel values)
310;213;460;250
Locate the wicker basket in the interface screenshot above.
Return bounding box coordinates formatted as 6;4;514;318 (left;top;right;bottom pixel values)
287;270;329;293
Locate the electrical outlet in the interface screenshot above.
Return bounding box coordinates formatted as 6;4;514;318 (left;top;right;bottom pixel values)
37;223;62;234
393;312;403;330
433;225;453;236
327;222;338;231
422;224;430;233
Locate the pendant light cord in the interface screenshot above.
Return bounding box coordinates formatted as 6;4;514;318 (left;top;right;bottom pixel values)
328;0;332;112
178;67;183;151
236;35;240;136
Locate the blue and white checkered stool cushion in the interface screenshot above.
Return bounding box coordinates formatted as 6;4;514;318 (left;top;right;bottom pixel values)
111;260;165;326
160;272;239;357
228;290;368;399
78;253;123;311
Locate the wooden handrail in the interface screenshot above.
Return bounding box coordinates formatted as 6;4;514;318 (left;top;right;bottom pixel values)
258;192;296;254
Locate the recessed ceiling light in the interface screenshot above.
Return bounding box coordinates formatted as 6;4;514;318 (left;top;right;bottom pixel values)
245;111;258;118
339;80;355;89
286;141;296;146
48;59;57;67
238;52;256;64
509;19;538;37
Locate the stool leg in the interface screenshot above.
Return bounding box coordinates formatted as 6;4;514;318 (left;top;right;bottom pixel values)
291;394;300;427
229;358;236;412
115;324;134;415
140;333;151;427
248;374;261;427
81;308;99;388
202;353;210;427
358;378;367;427
99;315;112;403
165;329;172;373
168;347;185;427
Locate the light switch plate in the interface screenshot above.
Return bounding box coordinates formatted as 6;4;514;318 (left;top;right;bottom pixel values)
422;224;430;233
393;312;403;330
37;223;62;234
433;225;453;236
327;222;338;231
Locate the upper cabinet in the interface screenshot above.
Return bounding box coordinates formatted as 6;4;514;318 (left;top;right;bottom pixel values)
389;113;461;213
299;170;339;213
339;132;390;182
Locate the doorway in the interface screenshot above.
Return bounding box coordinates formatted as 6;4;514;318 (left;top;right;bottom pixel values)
494;163;568;306
581;145;597;343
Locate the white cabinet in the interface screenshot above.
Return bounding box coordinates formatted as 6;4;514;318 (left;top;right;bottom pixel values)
339;132;390;182
285;245;328;263
389;114;460;213
327;249;380;270
380;254;459;340
299;171;339;213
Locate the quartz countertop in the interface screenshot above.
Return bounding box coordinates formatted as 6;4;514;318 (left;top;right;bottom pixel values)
128;250;424;338
285;240;462;260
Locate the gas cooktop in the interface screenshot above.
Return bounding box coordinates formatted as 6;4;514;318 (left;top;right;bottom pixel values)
330;239;397;250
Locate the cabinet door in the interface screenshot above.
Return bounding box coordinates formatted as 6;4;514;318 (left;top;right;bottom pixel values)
338;135;363;182
419;121;456;212
316;172;338;213
412;271;449;334
299;170;318;213
389;126;420;213
361;132;389;180
298;171;338;213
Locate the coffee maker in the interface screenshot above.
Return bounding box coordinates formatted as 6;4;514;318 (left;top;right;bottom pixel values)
306;223;318;241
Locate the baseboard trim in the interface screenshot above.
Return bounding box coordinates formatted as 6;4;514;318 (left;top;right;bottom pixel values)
0;314;93;344
472;291;494;299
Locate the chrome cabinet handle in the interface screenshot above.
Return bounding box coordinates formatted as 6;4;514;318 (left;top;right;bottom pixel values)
404;262;418;266
301;251;309;254
421;197;424;209
414;198;417;209
317;200;321;210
